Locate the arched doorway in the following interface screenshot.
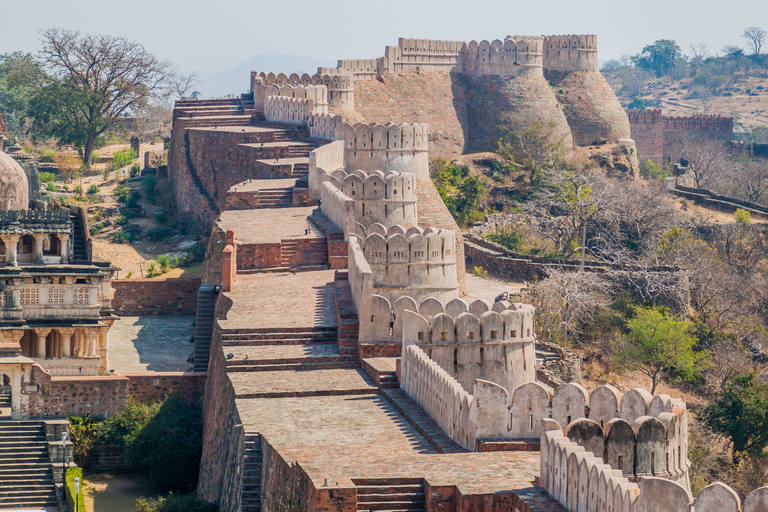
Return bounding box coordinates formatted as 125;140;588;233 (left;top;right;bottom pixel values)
19;331;33;357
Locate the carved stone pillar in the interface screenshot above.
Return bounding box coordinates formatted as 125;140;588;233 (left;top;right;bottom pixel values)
3;235;20;266
33;328;51;358
87;332;99;357
32;234;46;264
59;328;75;357
58;234;70;264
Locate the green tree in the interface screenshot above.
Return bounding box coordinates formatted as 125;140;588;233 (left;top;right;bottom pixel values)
632;40;684;77
22;29;171;166
617;306;706;394
700;373;768;460
627;97;646;110
0;52;41;137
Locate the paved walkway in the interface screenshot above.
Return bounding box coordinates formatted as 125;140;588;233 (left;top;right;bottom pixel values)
107;316;195;372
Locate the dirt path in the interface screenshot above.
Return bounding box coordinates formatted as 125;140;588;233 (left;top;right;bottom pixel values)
82;472;163;512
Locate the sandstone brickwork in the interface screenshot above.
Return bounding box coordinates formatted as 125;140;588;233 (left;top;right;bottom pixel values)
111;278;201;316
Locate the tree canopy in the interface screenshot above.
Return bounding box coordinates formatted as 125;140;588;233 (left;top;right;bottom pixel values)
20;28;173;166
617;306;706;394
632;39;684;77
701;373;768;460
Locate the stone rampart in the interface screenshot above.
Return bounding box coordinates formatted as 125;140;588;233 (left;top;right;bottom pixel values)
542;34;599;72
461;38;544;77
350;226;459;305
111;278;201;316
124;372;206;404
542;428;762;511
308;112;343;141
308;140;345;198
626;109;734;164
317;168;419;229
340;122;430;179
402;303;535;395
320;181;356;238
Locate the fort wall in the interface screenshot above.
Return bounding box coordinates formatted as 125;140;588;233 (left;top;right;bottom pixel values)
626;109;734;164
541;427;762;511
340;122;430;179
111;278;201;316
542;35;599;72
402;304;535;396
308;140;345;198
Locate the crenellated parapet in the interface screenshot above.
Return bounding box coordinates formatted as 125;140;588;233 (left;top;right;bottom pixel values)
262;83;328;125
384;38;465;75
461;37;544;77
542;34;599;72
251;71;354;110
341;122;430;179
663;114;733;131
350;224;459;305
625;108;663;124
401;302;536;396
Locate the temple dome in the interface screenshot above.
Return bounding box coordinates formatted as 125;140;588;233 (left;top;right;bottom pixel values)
0;150;29;210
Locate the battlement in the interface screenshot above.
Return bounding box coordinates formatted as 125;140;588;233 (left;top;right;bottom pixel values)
334;59;381;81
625;108;663;124
663;114;733;131
252;71;354;110
461;38;544;77
542;34;599;72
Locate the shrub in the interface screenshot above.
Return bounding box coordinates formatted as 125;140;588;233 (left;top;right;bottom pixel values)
135;493;217;512
39;171;56;184
65;467;87;512
116;215;128;225
143;175;157;204
88;184;100;195
112;148;138;171
147;261;158;277
113;229;133;244
473;266;488;277
74;185;82;196
126;271;133;279
127;190;142;208
735;208;752;223
102;168;112;182
114;185;130;202
156;254;171;273
46;182;57;192
38;148;57;163
155;211;169;224
130;163;141;177
485;226;523;252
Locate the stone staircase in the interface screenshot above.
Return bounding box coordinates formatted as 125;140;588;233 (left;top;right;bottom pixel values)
0;421;58;509
241;433;262;512
0;387;11;414
69;213;89;263
280;239;328;269
257;188;293;209
221;327;338;348
193;284;219;372
292;162;309;177
354;478;426;512
225;345;358;373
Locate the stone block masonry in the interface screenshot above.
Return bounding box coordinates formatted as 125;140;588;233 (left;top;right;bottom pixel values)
111;278;202;316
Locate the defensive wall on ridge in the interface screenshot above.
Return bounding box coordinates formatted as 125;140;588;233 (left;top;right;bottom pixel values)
626;108;734;164
540;422;768;512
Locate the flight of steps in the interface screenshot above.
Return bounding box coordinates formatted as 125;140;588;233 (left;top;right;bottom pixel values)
241;434;262;512
193;285;219;372
69;213;89;263
0;387;11;413
292;162;309;177
225;346;358;373
257;188;293;209
0;421;58;509
221;327;338;348
280;239;328;270
354;479;426;512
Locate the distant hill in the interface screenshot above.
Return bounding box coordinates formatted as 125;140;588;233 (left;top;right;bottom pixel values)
196;54;336;99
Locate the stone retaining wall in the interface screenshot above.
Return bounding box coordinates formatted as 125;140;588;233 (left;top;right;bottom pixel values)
111;278;201;316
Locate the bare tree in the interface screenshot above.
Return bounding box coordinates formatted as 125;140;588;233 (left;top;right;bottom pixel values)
743;27;767;56
677;139;731;188
720;159;768;204
169;71;200;102
31;28;172;166
690;42;710;63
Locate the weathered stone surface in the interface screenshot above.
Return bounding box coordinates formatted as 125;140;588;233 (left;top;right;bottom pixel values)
0;151;29;210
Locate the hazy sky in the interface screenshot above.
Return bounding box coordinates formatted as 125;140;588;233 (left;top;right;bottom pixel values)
2;0;766;73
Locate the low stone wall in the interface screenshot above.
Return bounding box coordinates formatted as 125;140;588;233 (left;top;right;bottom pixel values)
125;372;206;404
671;185;768;220
111;278;201;316
24;366;130;419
